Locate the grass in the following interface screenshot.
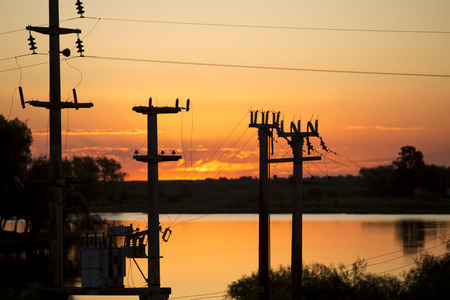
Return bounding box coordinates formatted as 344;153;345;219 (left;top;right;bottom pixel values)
88;179;450;214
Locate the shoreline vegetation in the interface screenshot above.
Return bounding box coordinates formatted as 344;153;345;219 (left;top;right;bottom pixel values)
227;251;450;300
88;177;450;215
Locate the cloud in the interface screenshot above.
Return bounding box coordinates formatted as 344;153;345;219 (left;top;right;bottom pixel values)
347;125;368;130
32;128;147;136
374;126;425;131
347;125;425;131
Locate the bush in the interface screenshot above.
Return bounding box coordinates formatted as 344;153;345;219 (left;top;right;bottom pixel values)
227;252;450;300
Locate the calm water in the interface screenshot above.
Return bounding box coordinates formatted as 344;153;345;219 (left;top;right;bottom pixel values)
5;214;450;299
70;213;450;300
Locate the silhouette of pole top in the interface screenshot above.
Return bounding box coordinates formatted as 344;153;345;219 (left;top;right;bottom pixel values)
133;97;189;115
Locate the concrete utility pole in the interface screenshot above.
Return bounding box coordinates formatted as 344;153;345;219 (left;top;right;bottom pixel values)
26;0;92;288
133;98;189;300
251;111;322;300
249;111;277;300
276;119;320;300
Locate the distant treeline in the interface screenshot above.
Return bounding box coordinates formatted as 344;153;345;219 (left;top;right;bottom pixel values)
1;112;449;233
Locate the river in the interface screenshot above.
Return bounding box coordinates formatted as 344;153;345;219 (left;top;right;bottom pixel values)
3;213;450;299
69;213;450;300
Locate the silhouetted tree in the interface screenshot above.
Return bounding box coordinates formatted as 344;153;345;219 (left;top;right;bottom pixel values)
393;146;425;195
360;146;430;197
359;165;397;196
0;115;32;231
95;156;127;181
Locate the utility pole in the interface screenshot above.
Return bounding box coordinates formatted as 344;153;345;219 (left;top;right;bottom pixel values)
249;111;277;300
133;97;189;300
26;0;92;288
276;119;321;300
251;111;322;300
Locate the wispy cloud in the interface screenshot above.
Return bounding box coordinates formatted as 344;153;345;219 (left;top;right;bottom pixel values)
347;125;425;131
32;128;147;136
374;126;425;131
347;125;368;130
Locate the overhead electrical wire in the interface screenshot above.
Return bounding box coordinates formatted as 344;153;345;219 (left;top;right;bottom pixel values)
3;14;450;36
0;17;79;36
170;290;227;300
2;53;450;78
343;233;450;274
82;16;450;35
169;130;257;230
82;55;450;78
186;111;249;180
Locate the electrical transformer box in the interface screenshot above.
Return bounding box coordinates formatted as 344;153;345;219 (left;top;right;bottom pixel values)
80;247;126;288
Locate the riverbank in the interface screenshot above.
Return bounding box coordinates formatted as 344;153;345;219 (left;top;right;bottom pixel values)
90;196;450;215
85;178;450;214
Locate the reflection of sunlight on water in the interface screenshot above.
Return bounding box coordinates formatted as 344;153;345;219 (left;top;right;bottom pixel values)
68;213;450;300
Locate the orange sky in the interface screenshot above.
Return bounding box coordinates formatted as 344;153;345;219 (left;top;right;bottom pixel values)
1;1;449;180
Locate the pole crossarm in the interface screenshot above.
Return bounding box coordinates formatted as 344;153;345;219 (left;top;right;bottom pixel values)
28;100;93;109
26;25;81;35
276;131;319;138
268;156;321;164
133;106;181;115
133;155;181;163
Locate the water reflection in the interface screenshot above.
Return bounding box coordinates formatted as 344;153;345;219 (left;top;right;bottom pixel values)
2;214;450;300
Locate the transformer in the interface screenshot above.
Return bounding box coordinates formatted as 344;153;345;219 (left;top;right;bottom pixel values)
80;224;148;288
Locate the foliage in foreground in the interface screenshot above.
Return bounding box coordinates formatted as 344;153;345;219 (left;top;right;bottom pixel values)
227;251;450;300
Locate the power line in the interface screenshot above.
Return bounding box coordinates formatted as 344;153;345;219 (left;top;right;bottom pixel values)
0;18;79;36
84;16;450;35
83;55;450;78
3;54;450;78
170;291;227;300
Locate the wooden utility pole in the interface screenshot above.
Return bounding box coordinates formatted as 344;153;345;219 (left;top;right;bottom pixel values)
26;0;92;288
133;98;189;300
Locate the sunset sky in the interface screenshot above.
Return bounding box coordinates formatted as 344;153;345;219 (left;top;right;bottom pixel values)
1;0;449;180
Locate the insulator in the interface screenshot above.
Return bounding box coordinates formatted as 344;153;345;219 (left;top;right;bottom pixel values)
186;99;190;111
161;151;165;155
290;121;297;133
254;110;258;124
27;32;37;54
162;228;172;242
149;97;152;107
75;37;84;56
75;0;85;17
19;87;25;109
175;98;179;108
172;151;176;155
250;111;254;124
72;89;79;110
265;111;270;124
